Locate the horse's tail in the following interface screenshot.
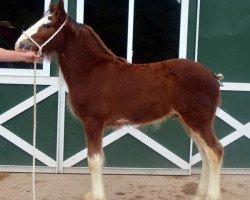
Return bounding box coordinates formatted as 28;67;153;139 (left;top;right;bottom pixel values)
212;72;224;86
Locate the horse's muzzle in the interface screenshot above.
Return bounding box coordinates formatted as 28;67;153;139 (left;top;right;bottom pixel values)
15;39;34;51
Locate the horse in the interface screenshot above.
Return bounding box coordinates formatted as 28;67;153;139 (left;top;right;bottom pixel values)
15;1;224;199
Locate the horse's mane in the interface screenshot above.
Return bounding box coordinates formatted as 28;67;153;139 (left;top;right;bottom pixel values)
67;17;127;63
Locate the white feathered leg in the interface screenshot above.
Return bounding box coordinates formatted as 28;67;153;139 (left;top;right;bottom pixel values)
85;154;106;200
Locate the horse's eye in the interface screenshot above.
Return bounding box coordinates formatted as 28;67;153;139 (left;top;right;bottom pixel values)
43;23;51;28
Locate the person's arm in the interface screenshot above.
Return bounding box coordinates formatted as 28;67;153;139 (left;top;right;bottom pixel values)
0;48;38;63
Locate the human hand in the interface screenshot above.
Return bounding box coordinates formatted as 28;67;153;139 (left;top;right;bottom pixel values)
21;51;40;63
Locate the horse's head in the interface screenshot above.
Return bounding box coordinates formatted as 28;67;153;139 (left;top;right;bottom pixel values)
15;0;67;53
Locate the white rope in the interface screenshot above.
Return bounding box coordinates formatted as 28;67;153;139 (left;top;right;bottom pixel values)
32;50;43;200
22;18;67;200
32;59;37;200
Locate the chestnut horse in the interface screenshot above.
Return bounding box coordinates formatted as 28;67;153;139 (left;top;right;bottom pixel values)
15;1;223;199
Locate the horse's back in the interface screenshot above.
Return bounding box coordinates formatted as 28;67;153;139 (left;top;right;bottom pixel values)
138;58;220;107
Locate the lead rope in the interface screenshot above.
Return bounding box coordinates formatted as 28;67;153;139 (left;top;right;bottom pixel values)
32;49;43;200
22;18;67;200
32;57;37;200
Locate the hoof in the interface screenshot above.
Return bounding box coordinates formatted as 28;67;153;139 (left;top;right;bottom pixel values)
84;192;106;200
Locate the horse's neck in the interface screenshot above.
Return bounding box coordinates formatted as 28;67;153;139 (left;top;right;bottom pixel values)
57;29;114;89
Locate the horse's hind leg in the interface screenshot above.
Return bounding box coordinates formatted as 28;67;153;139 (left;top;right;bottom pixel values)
83;117;106;200
201;129;223;200
186;124;223;200
190;133;209;200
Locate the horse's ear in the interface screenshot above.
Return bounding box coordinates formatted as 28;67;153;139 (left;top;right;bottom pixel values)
49;2;56;12
52;0;66;23
55;0;66;17
49;0;64;13
57;0;65;11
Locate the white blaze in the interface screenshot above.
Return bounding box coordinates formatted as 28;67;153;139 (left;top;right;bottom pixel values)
15;14;51;50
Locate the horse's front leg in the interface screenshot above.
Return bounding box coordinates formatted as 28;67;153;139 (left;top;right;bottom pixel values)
83;117;106;200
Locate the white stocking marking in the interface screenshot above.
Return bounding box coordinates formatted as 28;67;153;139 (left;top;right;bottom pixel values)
204;147;222;199
87;154;106;199
190;132;209;199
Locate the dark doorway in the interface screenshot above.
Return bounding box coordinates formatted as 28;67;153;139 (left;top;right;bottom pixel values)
133;0;180;63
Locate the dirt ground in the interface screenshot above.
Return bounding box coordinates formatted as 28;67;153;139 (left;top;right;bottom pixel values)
0;173;250;200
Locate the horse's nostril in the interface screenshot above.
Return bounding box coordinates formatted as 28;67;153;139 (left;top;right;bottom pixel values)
19;42;25;49
27;45;32;50
18;41;33;51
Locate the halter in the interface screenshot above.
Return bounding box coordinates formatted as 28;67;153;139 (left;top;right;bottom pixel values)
23;17;68;57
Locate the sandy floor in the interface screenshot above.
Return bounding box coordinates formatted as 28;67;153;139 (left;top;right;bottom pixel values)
0;173;249;200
